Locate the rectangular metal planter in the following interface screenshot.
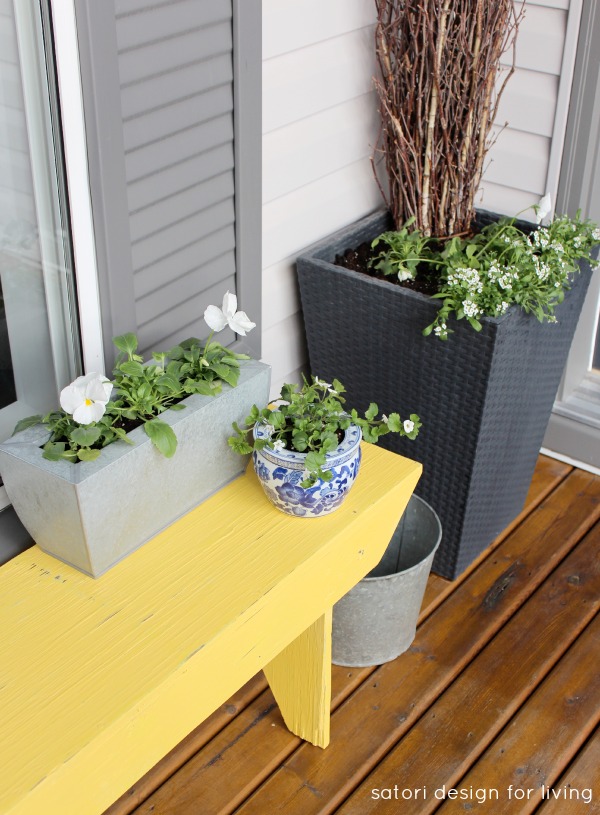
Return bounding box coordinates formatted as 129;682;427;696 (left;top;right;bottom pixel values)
0;359;270;577
297;210;594;579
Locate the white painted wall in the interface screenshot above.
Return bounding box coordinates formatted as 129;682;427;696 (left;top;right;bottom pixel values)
261;0;581;392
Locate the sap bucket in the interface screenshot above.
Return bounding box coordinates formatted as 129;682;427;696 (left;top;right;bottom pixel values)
332;495;442;667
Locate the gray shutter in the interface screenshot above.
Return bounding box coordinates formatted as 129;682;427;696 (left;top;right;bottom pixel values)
74;0;261;365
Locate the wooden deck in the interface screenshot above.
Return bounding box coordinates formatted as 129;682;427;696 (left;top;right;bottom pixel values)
105;455;600;815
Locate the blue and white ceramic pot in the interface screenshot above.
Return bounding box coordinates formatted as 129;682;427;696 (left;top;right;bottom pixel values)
252;422;362;517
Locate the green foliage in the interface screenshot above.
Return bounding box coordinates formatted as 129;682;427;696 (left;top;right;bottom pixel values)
370;210;600;339
228;376;421;487
370;218;435;281
15;333;249;463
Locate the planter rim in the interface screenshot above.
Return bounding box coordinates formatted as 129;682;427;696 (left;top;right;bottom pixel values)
0;359;267;485
253;420;362;472
297;208;591;331
360;495;442;583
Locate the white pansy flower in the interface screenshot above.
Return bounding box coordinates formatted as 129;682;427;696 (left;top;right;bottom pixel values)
403;419;415;434
60;372;112;425
314;378;331;388
203;291;256;336
264;424;275;436
272;439;286;451
382;414;389;424
536;193;552;225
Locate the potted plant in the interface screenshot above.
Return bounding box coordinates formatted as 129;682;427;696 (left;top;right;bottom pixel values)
296;0;600;578
0;292;270;577
228;376;421;517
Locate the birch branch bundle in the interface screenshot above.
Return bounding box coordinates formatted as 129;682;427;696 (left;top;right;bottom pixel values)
373;0;521;238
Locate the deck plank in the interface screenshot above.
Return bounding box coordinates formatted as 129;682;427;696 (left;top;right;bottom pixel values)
336;525;600;814
438;614;600;814
107;457;596;815
537;728;600;814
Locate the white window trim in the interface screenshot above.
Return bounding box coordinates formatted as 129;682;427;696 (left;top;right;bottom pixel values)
50;0;104;375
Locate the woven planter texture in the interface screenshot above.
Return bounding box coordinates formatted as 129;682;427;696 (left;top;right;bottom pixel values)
297;211;593;579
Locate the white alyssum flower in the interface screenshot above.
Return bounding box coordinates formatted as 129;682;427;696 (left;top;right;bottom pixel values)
536;193;552;224
60;372;112;424
204;291;256;336
403;419;415;434
462;300;480;318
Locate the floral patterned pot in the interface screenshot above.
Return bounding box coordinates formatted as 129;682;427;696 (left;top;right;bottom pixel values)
252;422;362;517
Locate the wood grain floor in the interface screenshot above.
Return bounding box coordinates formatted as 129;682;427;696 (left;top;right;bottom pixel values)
105;455;600;814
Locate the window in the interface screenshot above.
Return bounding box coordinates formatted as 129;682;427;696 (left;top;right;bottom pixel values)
0;0;82;512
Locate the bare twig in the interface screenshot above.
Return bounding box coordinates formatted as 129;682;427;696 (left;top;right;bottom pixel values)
373;0;521;238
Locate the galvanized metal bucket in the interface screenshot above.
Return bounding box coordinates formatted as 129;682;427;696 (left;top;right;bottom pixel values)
332;495;442;667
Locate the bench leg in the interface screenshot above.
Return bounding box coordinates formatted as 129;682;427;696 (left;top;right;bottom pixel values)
263;608;332;748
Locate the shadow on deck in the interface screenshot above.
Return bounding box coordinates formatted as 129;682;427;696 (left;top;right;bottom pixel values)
106;455;600;814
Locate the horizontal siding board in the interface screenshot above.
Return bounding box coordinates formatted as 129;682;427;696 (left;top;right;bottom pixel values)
263;93;379;204
122;84;232;151
129;171;234;243
126;142;234;212
133;224;235;299
263;159;382;270
262;259;300;333
485;127;550;193
125;113;233;182
131;197;234;271
119;53;232;119
501;5;567;75
118;21;231;85
496;68;559;137
115;0;230;51
262;314;306;395
263;28;376;134
477;181;541;221
136;250;234;325
263;0;376;61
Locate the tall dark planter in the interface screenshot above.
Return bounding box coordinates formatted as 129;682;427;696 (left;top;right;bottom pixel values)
297;211;594;579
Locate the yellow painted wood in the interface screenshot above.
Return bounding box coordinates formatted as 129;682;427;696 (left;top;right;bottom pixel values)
264;608;333;748
0;444;421;815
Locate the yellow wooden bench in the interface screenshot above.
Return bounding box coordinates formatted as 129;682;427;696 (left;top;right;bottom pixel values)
0;444;421;815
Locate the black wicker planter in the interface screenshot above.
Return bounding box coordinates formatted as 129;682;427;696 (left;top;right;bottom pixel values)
297;210;594;579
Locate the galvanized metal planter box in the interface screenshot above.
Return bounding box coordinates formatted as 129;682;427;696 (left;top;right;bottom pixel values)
297;210;594;579
0;359;270;577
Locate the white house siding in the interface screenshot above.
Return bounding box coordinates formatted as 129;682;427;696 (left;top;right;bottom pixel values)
261;0;579;392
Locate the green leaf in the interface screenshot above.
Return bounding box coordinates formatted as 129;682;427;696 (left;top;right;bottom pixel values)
365;402;378;421
228;436;253;455
186;379;220;397
386;413;401;433
12;415;42;435
42;442;67;462
113;333;138;356
144;418;177;458
118;360;145;377
292;430;309;452
70;426;102;447
77;448;101;462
